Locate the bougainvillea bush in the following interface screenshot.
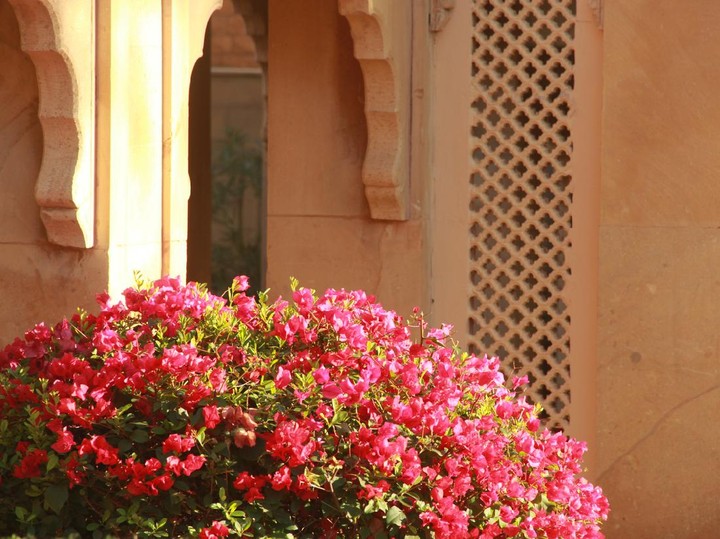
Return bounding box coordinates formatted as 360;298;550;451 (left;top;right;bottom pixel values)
0;276;608;538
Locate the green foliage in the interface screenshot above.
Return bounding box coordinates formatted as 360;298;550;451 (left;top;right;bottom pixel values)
211;130;263;295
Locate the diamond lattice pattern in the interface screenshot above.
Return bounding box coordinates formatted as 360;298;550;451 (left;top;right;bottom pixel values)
469;0;575;430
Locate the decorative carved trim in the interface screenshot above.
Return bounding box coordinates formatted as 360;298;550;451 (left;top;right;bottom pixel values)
232;0;268;67
338;0;410;221
7;0;95;248
587;0;603;29
429;0;455;32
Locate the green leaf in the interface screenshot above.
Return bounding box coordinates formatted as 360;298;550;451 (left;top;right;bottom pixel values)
44;483;69;514
195;427;206;444
130;429;150;443
46;452;59;471
341;502;362;519
15;506;28;521
117;438;132;453
385;506;406;527
364;498;388;514
25;485;43;497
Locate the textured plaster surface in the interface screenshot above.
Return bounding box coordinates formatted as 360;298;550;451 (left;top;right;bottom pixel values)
0;1;106;343
602;0;720;227
0;0;44;244
211;0;258;69
267;0;368;218
0;245;107;344
267;217;423;317
0;1;222;342
597;227;720;537
598;1;720;536
266;0;425;316
338;0;412;220
7;0;96;247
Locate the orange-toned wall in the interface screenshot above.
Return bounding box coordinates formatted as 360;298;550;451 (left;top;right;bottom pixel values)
0;1;106;343
210;0;258;69
265;0;426;316
0;0;222;343
596;0;720;536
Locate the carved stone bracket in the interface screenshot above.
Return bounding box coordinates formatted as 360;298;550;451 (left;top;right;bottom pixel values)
7;0;95;248
338;0;411;221
429;0;455;32
587;0;603;29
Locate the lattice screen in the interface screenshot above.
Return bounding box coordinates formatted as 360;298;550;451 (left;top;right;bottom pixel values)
469;0;575;429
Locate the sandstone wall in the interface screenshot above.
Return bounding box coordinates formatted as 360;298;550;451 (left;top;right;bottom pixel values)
265;0;425;316
597;0;720;535
0;0;106;343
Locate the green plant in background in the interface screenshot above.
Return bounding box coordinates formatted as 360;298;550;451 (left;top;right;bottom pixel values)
211;129;263;296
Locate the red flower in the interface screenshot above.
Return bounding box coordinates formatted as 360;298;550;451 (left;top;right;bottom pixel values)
162;433;195;454
51;430;76;454
63;455;85;488
182;454;205;475
265;419;318;467
165;454;206;476
78;435;119;465
202;405;221;430
270;465;292;491
274;365;292;389
12;448;47;479
358;479;390;500
233;471;269;502
199;521;230;539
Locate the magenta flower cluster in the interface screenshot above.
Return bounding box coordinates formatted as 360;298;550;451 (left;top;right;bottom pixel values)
0;276;608;537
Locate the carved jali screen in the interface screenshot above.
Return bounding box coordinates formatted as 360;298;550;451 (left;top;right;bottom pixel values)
469;0;575;429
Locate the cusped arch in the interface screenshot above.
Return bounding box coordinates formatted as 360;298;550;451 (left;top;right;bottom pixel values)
7;0;94;248
231;0;268;68
338;0;411;221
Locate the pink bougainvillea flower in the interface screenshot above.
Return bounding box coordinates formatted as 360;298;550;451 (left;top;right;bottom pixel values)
162;433;195;454
199;521;230;539
274;365;292;389
202;405;221;430
0;275;608;537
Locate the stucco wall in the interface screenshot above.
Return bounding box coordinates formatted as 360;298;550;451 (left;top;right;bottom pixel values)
265;0;425;316
0;1;106;343
597;0;720;536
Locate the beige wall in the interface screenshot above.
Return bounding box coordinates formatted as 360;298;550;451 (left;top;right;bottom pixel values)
265;0;425;316
597;0;720;536
0;1;107;343
0;0;222;343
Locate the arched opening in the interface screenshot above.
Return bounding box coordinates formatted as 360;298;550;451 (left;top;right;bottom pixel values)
187;0;266;295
